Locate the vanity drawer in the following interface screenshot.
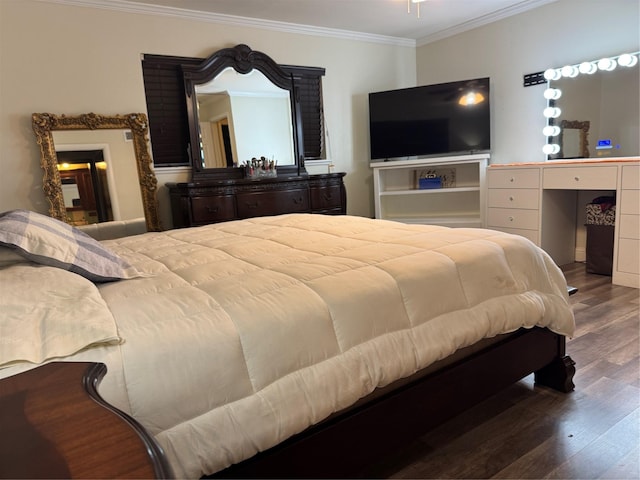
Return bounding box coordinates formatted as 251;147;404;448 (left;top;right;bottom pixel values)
237;188;310;218
191;195;236;224
310;184;343;211
487;207;539;230
487;168;540;189
622;165;640;189
487;188;539;209
543;166;618;189
620;190;640;215
619;214;640;240
617;238;640;275
488;226;540;245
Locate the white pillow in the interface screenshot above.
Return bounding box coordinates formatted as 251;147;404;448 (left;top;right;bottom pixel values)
0;210;144;282
0;263;122;368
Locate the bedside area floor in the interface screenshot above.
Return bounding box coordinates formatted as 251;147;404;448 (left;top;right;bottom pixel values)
370;262;639;479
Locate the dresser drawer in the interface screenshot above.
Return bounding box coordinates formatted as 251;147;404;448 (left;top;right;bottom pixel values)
487;207;539;230
487;188;539;209
237;188;309;218
310;185;343;211
488;168;540;189
543;166;618;189
621;165;640;189
191;195;236;224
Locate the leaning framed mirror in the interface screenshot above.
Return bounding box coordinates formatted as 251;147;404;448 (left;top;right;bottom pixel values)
31;112;162;231
182;44;306;180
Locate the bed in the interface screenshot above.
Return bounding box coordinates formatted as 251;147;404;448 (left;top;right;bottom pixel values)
0;210;576;479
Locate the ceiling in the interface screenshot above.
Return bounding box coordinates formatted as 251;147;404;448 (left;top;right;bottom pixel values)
117;0;558;45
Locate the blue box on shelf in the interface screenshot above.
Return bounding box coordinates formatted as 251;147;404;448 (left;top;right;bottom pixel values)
418;177;442;189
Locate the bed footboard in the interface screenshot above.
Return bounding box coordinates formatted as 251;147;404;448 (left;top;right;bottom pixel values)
209;327;575;479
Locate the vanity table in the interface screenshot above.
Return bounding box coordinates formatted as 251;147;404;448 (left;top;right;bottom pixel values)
487;158;639;288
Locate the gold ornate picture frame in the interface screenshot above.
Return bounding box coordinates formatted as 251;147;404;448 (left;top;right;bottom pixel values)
31;112;161;231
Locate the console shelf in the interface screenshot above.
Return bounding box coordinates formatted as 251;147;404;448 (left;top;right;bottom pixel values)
371;154;489;227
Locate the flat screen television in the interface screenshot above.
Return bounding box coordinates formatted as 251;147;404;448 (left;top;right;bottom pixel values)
368;77;490;160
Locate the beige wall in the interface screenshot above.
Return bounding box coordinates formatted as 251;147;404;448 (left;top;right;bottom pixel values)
0;0;416;225
416;0;639;165
3;0;638;227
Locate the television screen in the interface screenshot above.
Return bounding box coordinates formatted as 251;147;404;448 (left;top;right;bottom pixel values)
368;77;490;160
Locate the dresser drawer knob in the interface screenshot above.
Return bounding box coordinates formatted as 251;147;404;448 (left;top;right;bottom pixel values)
574;176;580;181
510;177;515;183
508;216;514;222
509;196;515;202
206;206;219;214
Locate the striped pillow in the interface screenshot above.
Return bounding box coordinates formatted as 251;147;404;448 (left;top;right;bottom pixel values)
0;210;143;282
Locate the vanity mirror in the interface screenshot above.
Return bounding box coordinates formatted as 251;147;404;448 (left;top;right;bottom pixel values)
542;51;639;160
32;113;162;231
182;44;305;180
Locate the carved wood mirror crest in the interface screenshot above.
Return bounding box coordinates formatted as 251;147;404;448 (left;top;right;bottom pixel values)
182;44;306;180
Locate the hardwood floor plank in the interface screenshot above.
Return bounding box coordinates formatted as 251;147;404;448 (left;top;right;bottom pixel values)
599;445;640;479
376;264;639;480
544;436;627;479
491;422;598;479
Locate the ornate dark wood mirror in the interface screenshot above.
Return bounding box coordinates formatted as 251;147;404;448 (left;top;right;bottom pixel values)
183;44;306;180
32;113;162;231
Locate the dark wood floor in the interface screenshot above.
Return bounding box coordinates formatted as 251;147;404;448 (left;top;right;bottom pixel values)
375;263;640;479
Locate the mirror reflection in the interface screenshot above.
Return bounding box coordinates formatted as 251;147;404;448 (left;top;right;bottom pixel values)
195;67;295;169
546;55;639;159
53;130;144;225
553;119;590;159
32;113;162;231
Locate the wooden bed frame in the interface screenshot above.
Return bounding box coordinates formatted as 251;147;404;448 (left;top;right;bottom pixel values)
209;327;575;479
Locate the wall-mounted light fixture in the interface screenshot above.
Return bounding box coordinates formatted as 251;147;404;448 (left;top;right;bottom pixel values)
543;51;639;159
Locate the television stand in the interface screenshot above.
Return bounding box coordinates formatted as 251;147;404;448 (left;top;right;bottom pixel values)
370;154;489;227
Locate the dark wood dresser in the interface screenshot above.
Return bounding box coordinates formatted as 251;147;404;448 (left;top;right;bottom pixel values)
167;172;346;228
0;362;171;479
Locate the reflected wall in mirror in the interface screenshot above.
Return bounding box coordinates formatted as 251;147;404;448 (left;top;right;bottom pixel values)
195;67;295;169
543;51;639;159
32;113;162;231
183;44;305;180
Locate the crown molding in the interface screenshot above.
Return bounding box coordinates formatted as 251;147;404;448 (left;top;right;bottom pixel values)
416;0;558;47
36;0;416;47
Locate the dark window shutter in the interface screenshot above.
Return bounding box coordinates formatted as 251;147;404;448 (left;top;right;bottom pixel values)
141;55;201;167
282;66;326;160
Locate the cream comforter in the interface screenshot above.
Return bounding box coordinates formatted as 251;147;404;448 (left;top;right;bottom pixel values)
0;214;575;478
